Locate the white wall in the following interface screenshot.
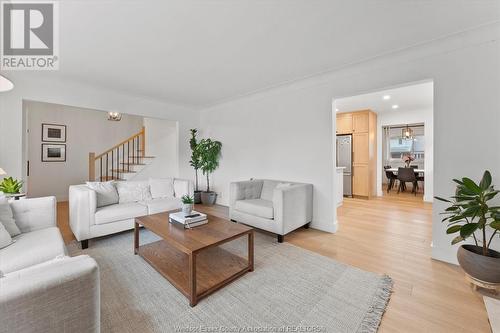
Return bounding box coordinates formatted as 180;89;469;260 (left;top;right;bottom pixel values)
376;106;434;201
0;75;199;193
25;101;144;200
199;23;500;264
134;117;179;180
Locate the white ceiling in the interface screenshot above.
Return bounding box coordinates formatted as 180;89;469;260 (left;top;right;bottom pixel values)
335;81;433;114
28;1;500;106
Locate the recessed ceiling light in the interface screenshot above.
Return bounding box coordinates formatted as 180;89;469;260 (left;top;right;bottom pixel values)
383;95;391;100
392;104;399;109
335;108;339;112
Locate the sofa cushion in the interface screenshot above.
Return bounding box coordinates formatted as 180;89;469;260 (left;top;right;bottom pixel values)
234;199;274;219
116;181;153;204
94;202;148;225
149;178;174;199
86;181;119;207
260;180;280;201
141;198;181;215
0;227;66;274
0;223;12;249
0;198;21;236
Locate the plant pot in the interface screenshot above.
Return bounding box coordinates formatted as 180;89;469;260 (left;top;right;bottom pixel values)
457;244;500;283
182;203;194;216
194;191;202;204
201;191;217;205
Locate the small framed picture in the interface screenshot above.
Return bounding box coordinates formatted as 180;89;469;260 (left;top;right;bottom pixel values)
42;144;66;162
42;123;66;142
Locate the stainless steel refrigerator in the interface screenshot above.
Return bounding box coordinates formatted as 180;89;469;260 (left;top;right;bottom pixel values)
336;134;352;197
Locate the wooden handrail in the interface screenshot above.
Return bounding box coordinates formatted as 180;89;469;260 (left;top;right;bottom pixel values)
94;126;145;160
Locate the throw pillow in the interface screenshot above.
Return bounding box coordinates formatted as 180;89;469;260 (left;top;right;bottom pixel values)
116;181;152;204
0;198;21;236
149;178;174;199
86;181;119;208
0;223;12;249
260;181;279;201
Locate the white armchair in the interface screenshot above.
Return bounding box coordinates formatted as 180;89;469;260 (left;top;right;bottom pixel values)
230;179;313;242
0;196;100;333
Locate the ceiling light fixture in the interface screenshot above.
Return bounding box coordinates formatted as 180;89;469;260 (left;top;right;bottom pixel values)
392;104;399;109
402;124;414;140
107;112;122;121
383;95;391;100
0;75;14;92
335;108;339;112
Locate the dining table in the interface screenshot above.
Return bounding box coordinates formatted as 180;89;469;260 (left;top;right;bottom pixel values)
387;167;424;174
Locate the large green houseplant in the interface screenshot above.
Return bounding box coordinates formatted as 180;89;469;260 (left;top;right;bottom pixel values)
198;138;222;205
189;129;203;204
435;170;500;283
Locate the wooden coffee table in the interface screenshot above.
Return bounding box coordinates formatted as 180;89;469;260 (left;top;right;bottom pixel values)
134;211;254;306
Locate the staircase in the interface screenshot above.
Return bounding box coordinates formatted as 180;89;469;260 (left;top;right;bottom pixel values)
88;126;154;181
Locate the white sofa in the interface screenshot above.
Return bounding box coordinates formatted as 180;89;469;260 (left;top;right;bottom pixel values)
69;178;193;248
0;196;100;333
230;179;313;242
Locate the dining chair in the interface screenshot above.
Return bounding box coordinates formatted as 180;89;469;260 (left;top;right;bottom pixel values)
384;165;398;192
410;165;425;182
397;167;418;195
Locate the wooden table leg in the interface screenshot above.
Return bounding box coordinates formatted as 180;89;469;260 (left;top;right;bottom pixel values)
189;252;197;306
248;231;254;272
134;221;139;254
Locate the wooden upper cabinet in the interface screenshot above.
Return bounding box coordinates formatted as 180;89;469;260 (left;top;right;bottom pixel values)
336;114;353;134
352;112;369;133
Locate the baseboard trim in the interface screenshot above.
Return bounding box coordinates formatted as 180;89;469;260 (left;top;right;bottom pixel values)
311;219;337;233
431;245;459;265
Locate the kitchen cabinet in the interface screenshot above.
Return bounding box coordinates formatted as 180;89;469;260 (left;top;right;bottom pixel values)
353;133;369;164
353;165;369;197
336;109;377;199
336;114;353;134
353;112;369;133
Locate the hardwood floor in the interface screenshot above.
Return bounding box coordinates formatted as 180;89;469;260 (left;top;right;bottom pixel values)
56;194;491;332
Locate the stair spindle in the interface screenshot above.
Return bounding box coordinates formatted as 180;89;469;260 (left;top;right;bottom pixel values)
111;150;114;180
137;136;140;163
106;153;109;181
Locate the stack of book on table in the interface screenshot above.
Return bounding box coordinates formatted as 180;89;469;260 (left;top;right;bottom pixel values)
169;211;208;229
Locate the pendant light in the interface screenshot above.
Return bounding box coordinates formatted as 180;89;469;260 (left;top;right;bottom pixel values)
402;124;413;140
0;75;14;92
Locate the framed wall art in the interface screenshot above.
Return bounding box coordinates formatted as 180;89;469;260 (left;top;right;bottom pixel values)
41;144;66;162
42;123;66;142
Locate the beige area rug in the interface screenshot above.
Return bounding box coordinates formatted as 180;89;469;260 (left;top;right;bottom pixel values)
68;229;392;333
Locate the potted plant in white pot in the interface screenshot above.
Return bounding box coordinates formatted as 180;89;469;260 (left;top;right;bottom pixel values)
435;170;500;284
189;129;203;204
198;138;222;205
181;195;194;216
